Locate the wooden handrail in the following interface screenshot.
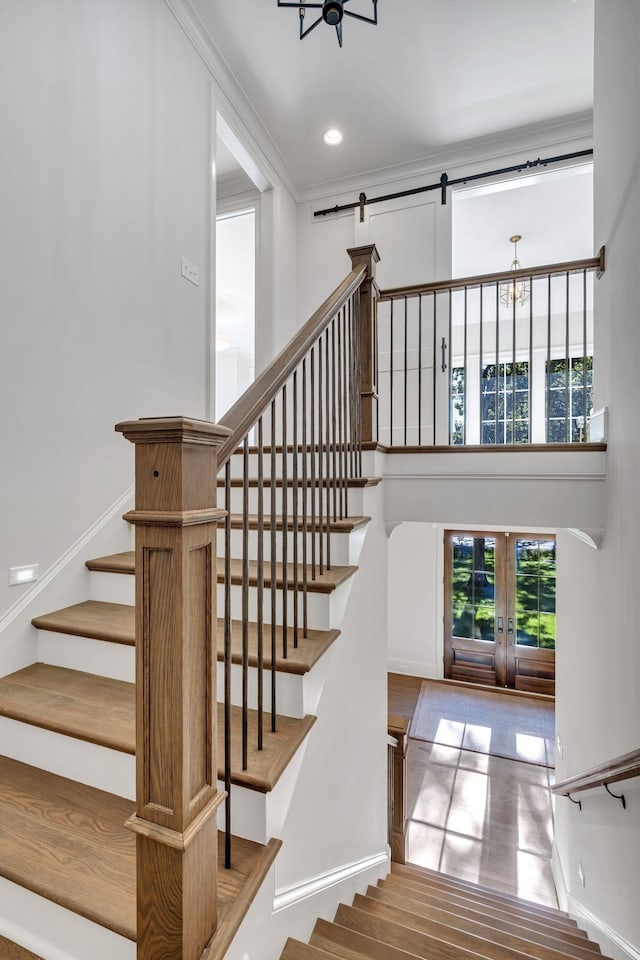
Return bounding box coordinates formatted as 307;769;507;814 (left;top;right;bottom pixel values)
378;247;605;301
216;265;366;468
552;747;640;797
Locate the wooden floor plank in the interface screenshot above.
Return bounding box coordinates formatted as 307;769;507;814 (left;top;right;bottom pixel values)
0;664;314;792
33;601;338;675
280;939;342;960
85;553;358;593
228;514;370;533
218;477;381;489
311;918;427;960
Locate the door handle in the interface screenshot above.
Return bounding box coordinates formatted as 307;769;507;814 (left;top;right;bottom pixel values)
508;617;514;635
441;337;448;372
497;616;503;633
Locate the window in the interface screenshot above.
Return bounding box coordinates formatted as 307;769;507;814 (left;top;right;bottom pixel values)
546;356;593;443
481;362;530;444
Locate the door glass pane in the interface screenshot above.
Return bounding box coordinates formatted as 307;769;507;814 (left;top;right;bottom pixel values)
514;538;556;650
450;536;495;641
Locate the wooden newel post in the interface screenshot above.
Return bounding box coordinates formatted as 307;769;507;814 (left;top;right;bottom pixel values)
347;243;380;444
387;715;408;864
115;416;232;960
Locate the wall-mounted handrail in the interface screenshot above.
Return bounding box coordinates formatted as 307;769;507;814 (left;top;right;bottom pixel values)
217;265;366;468
552;747;640;808
379;249;605;301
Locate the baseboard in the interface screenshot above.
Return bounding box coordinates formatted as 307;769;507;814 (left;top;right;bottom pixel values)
0;486;133;635
272;850;389;913
552;844;640;960
387;658;441;679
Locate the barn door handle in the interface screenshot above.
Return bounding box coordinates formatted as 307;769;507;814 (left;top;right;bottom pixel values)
441;337;448;372
497;616;504;633
507;618;514;635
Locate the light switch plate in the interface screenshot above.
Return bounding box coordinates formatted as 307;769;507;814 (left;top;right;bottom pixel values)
181;256;199;286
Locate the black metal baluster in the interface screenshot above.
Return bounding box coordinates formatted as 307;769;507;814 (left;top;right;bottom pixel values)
546;275;552;442
512;281;516;445
224;462;232;868
241;438;249;771
390;298;394;447
448;289;452;444
301;357;309;635
432;292;437;446
292;370;299;648
583;269;588;442
337;308;345;519
318;338;324;574
495;283;500;443
310;347;317;581
355;292;363;476
325;329;332;568
418;295;422;446
565;271;570;442
529;277;533;443
479;285;483;444
404;296;408;446
270;400;277;731
257;417;264;751
348;300;354;479
464;286;468;446
281;385;288;657
331;318;338;521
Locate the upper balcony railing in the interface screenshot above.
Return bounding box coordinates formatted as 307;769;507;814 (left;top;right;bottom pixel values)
375;249;605;449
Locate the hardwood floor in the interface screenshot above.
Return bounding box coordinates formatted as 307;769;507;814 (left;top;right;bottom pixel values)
388;673;557;908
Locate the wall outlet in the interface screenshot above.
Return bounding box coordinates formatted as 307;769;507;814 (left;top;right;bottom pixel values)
9;564;39;586
578;861;586;887
180;256;199;286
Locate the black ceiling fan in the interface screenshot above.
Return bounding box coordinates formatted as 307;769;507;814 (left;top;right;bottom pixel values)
277;0;378;48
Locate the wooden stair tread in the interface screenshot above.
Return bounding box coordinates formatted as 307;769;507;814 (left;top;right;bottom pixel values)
312;917;427;960
0;754;136;939
391;864;577;928
33;600;338;675
32;600;135;646
281;940;344;960
359;890;590;960
0;663;135;753
378;878;597;956
86;552;358;593
228;514;370;532
0;664;314;792
0;937;43;960
0;755;280;946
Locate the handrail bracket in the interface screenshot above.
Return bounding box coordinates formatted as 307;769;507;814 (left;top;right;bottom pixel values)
604;782;626;809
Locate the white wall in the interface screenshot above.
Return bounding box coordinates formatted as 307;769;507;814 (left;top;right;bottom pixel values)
0;1;298;659
553;4;640;956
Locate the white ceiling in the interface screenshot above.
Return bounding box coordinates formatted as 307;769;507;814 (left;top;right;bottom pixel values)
191;0;594;190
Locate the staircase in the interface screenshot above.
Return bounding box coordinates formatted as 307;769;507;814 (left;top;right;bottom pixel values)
282;862;606;960
0;250;390;959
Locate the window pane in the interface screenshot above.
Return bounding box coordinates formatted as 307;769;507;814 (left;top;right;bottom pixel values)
539;613;556;650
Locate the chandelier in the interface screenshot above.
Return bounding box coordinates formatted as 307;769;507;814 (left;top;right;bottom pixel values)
277;0;378;47
499;235;530;308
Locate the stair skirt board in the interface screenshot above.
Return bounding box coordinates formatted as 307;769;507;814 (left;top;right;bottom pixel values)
273;851;389;914
0;877;135;960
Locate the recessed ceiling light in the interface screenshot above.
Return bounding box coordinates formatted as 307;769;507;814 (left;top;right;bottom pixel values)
323;129;343;147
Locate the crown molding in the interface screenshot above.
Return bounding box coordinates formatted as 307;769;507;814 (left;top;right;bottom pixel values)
162;0;298;199
299;110;594;207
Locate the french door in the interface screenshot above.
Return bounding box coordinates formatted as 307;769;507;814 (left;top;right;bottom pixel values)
443;531;556;694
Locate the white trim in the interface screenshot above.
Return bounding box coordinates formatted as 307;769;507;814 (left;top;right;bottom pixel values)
383;473;605;482
569;899;640;960
566;528;604;550
272;850;388;913
387;658;442;680
0;486;134;635
162;0;297;198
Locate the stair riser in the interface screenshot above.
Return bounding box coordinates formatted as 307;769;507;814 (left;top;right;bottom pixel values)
0;878;134;960
227;527;351;566
217;661;304;718
0;716;135;800
36;630;135;683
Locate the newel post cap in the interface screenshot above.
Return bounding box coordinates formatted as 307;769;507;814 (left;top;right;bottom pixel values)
347;243;381;279
115;416;232;447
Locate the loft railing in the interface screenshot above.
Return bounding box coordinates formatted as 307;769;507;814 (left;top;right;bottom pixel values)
376;249;605;449
115;244;379;960
552;747;640;811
